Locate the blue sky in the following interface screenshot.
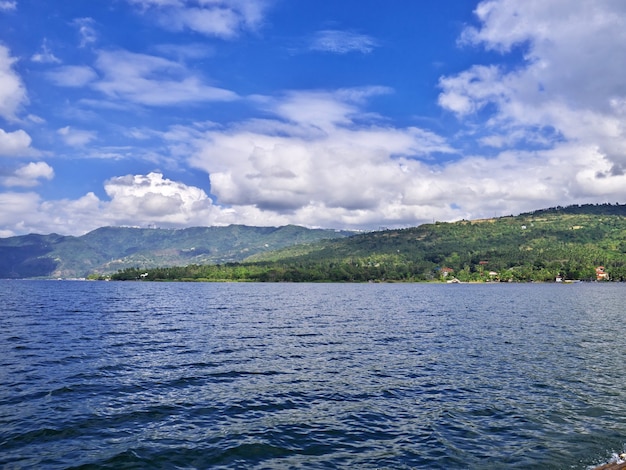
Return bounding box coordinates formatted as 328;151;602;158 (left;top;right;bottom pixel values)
1;0;626;236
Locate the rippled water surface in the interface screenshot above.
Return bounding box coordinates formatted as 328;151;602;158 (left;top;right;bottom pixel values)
1;281;625;469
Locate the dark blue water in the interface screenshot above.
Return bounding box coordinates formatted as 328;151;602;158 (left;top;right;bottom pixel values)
1;281;625;469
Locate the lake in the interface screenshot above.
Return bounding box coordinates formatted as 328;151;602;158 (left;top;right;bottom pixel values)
1;280;625;469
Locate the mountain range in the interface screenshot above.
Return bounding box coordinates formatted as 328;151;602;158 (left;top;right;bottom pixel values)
3;203;626;281
0;225;355;279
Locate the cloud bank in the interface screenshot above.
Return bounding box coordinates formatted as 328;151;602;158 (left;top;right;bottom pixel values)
439;0;626;197
2;0;626;237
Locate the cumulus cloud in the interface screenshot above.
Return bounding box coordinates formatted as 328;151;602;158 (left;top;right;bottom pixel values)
171;68;626;230
127;0;268;39
6;1;626;236
0;128;37;157
91;49;237;105
310;30;378;54
0;172;225;236
2;144;616;236
103;172;218;226
189;117;575;228
0;45;27;121
1;161;54;187
438;0;626;203
178;88;460;228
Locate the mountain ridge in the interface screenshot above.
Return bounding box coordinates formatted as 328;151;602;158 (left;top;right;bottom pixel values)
3;203;626;281
0;224;356;279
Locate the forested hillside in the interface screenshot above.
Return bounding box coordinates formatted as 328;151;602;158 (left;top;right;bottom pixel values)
111;204;626;282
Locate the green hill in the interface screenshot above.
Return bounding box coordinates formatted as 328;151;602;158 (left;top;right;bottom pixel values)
112;203;626;282
0;225;355;279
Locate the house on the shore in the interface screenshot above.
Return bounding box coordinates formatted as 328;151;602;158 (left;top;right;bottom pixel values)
596;266;609;281
440;267;454;277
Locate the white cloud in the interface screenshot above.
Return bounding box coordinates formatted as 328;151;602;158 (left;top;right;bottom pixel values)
310;30;378;54
0;191;43;236
31;39;61;64
92;49;237;105
103;172;218;225
127;0;268;39
0;45;27;121
443;1;626;119
72;17;98;47
6;1;626;236
26;114;45;124
0;173;223;236
180;89;460;227
37;192;107;235
46;49;237;107
261;87;392;130
0;128;37;156
0;1;16;11
15;161;53;180
2;143;618;236
57;126;97;147
46;65;98;87
438;65;508;116
1;161;54;187
163;79;624;230
438;0;626;203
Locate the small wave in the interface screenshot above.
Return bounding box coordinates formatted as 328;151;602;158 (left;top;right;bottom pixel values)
70;442;294;469
213;442;294;465
588;452;626;470
3;424;82;448
208;369;285;380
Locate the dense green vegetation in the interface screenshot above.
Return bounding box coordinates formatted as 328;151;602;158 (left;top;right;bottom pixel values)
110;203;626;283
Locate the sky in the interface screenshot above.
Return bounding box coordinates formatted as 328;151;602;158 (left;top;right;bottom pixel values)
1;0;626;236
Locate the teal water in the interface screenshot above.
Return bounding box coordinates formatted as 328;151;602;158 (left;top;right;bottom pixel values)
1;281;625;469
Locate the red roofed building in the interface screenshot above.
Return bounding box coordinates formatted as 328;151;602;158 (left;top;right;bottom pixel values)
440;267;454;277
596;266;609;281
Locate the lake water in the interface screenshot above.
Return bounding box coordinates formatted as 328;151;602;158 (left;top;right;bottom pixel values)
1;281;625;469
